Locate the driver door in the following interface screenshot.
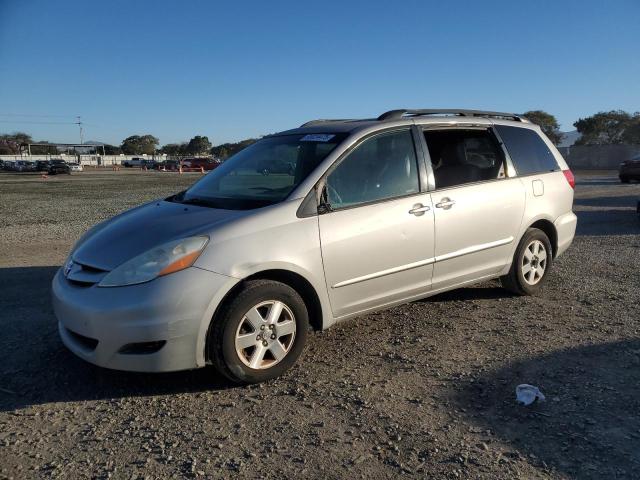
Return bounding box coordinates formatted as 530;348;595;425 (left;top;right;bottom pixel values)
318;129;435;318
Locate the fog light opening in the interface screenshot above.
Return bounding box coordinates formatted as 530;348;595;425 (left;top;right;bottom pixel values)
118;341;166;355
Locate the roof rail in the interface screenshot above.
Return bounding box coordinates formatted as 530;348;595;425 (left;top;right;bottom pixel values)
299;119;358;127
377;109;528;122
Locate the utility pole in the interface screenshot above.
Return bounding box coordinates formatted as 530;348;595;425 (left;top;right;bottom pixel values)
76;116;84;144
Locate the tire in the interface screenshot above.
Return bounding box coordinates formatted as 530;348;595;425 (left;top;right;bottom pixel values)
620;176;629;183
208;280;309;384
501;228;553;296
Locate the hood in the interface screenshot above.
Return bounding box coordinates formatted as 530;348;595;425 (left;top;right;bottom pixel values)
73;200;245;270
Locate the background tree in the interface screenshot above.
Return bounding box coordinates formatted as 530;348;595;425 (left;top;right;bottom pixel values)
522;110;562;145
621;113;640;144
186;135;212;156
159;143;187;156
573;110;634;145
211;138;257;159
120;135;159;155
103;144;122;155
0;132;33;154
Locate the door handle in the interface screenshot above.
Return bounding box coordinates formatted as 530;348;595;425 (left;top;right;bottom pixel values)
409;203;430;216
435;198;455;209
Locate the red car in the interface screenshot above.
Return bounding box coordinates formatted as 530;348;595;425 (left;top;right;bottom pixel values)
181;158;220;171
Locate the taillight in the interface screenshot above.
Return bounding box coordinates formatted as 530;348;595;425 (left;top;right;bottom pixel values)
562;169;575;189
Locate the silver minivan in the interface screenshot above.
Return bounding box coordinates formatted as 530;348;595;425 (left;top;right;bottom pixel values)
52;109;577;383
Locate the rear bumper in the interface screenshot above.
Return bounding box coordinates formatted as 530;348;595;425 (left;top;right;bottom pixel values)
52;266;236;372
554;211;577;257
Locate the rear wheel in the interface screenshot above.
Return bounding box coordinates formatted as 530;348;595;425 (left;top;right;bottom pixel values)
208;280;308;384
501;228;553;296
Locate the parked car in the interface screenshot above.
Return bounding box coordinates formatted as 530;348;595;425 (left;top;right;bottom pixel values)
69;163;84;172
35;160;50;172
53;108;577;384
181;157;220;171
122;157;156;168
619;155;640;183
3;161;16;171
157;160;181;171
15;160;36;172
48;159;71;175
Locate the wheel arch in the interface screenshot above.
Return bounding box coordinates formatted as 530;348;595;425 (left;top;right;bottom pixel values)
203;268;326;364
527;218;558;258
243;269;324;332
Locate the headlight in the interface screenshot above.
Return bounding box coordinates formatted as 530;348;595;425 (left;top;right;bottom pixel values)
98;236;209;287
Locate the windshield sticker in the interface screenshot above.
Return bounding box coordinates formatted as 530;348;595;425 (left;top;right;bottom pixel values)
300;134;335;142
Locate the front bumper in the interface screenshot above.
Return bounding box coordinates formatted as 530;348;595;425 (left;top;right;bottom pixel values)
52;266;236;372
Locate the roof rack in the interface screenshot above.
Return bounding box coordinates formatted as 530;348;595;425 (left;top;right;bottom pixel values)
299;119;359;127
377;109;528;122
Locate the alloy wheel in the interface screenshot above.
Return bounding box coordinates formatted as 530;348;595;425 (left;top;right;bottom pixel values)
522;239;547;286
234;300;296;369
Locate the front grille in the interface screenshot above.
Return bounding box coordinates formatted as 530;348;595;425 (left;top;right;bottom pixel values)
66;328;99;351
67;278;95;287
66;260;109;286
78;263;105;273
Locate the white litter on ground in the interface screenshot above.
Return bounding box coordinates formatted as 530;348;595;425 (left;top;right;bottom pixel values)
516;384;546;406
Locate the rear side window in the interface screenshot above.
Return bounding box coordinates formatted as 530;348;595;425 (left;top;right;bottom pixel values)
424;128;506;190
495;125;559;175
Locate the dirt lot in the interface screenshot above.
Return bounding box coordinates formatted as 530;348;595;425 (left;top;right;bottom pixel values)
1;169;639;479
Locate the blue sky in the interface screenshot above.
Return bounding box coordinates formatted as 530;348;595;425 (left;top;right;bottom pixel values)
0;0;638;146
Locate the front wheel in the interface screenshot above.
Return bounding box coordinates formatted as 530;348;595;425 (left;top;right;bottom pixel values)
208;280;309;384
501;228;553;296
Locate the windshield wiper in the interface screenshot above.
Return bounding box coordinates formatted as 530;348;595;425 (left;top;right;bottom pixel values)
180;196;217;208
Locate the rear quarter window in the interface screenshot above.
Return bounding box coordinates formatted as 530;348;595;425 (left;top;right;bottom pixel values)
495;125;559;175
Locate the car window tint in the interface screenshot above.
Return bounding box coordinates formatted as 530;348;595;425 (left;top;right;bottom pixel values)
495;125;559;175
424;129;506;190
326;129;419;208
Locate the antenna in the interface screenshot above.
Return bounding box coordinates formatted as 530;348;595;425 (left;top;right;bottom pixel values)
76;116;84;144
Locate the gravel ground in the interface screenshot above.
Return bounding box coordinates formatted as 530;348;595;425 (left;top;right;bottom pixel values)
1;169;639;479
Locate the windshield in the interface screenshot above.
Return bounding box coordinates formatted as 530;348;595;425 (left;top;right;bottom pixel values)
177;133;346;209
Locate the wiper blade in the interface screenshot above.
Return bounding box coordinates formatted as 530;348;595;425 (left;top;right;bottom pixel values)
180;197;216;207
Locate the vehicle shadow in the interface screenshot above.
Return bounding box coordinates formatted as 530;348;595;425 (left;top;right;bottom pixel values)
575;208;639;236
425;284;515;303
574;194;639;208
0;266;235;413
450;339;640;479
